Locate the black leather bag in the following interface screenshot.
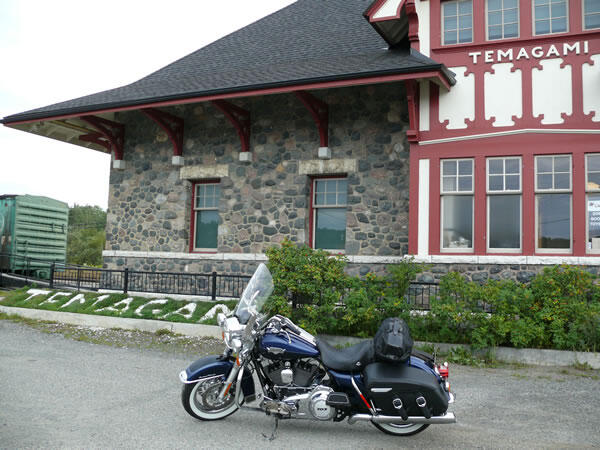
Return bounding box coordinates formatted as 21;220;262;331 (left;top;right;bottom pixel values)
373;318;413;364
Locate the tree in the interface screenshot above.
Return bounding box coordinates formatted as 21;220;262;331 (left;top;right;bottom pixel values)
66;205;106;266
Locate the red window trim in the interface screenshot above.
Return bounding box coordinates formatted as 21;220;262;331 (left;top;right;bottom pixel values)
432;0;588;50
411;133;595;257
308;174;348;250
189;179;221;254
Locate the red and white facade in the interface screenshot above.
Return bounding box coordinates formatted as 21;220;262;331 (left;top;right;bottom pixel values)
368;0;600;265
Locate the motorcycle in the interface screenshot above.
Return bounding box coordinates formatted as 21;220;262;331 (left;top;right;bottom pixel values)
179;263;456;436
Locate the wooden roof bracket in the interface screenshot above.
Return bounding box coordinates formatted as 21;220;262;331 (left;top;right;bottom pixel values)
210;100;251;162
294;90;329;159
141;108;185;166
405;79;419;142
79;115;126;169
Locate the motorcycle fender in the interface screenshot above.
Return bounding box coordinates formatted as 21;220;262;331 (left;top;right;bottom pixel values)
181;355;255;398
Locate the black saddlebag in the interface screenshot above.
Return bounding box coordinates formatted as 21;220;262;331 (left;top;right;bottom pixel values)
364;362;448;417
373;318;413;364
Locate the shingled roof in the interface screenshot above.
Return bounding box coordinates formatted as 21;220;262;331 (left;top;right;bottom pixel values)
2;0;453;124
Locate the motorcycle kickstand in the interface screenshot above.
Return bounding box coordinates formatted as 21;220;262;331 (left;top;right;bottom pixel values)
262;417;279;441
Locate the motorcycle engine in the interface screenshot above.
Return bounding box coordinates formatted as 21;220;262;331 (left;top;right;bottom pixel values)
261;359;336;421
264;359;324;395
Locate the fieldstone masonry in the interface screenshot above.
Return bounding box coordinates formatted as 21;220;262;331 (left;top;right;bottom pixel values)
103;84;411;276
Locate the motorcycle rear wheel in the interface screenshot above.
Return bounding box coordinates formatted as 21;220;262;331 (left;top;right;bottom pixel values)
372;422;429;436
182;377;239;421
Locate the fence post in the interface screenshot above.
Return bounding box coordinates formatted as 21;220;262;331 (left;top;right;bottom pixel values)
123;268;129;294
49;262;55;289
211;272;217;301
77;268;81;291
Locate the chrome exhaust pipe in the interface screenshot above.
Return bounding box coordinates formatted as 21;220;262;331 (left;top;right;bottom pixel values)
348;412;456;425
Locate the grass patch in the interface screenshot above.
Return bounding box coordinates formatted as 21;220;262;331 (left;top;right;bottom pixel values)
0;286;237;326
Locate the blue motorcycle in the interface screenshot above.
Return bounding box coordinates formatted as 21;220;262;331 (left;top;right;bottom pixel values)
179;264;456;436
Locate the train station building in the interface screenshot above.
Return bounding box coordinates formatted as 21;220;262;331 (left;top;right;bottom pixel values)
2;0;600;282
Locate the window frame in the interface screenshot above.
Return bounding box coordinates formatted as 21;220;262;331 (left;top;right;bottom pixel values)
486;0;520;41
311;176;348;252
585;154;600;254
532;0;569;36
191;180;220;253
486;157;522;253
441;0;474;46
440;158;474;253
534;155;572;253
583;0;600;30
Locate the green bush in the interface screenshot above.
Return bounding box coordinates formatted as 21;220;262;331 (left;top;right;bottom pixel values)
423;265;600;352
265;240;351;334
264;242;600;352
265;241;427;336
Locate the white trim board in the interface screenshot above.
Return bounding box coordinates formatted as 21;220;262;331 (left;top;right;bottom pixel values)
411;254;600;266
419;128;600;146
102;250;407;265
101;250;600;266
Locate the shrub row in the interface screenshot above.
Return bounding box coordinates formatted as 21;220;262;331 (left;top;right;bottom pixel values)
265;240;600;352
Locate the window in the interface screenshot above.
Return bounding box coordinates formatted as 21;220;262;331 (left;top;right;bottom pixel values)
533;0;568;35
192;182;220;251
487;157;521;252
584;0;600;29
586;155;600;252
312;178;347;250
535;155;572;252
443;0;473;45
441;159;473;251
488;0;519;40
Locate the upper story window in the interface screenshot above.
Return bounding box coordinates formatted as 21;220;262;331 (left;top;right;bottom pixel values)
488;0;519;40
443;0;473;45
312;178;347;251
534;0;568;35
192;182;220;251
584;0;600;29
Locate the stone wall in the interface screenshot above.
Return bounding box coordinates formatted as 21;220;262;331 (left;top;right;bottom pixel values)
417;263;600;284
104;83;411;270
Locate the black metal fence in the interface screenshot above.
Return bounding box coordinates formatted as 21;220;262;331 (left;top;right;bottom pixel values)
0;252;440;308
0;253;250;300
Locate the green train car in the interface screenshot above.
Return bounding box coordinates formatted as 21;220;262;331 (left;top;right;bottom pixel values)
0;195;69;278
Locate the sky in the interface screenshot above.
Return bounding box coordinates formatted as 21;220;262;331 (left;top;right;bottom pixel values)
0;0;295;210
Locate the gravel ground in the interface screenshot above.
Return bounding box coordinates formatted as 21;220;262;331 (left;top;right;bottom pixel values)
1;316;599;449
0;312;225;355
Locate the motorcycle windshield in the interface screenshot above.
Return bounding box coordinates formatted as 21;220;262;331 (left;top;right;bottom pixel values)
234;263;274;324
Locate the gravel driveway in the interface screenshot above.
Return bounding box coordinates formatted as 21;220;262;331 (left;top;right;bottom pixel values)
0;319;598;449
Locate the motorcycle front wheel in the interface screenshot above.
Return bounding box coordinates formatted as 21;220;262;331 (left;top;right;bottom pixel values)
181;377;239;421
372;422;429;436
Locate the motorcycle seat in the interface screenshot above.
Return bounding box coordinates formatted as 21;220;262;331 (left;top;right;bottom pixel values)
316;338;374;372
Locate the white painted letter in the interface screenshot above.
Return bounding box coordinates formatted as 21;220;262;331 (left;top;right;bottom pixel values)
40;292;72;306
96;297;133;314
61;294;87;309
135;299;169;317
497;48;514;62
485;50;494;63
546;45;560;58
516;48;530;60
23;289;51;302
532;46;544;58
469;51;482;64
584;41;589;54
162;303;197;320
563;42;580;56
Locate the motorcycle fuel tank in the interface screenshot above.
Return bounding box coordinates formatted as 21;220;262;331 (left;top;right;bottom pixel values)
259;332;320;360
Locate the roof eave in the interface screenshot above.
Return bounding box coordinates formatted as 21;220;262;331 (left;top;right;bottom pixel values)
2;66;454;126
